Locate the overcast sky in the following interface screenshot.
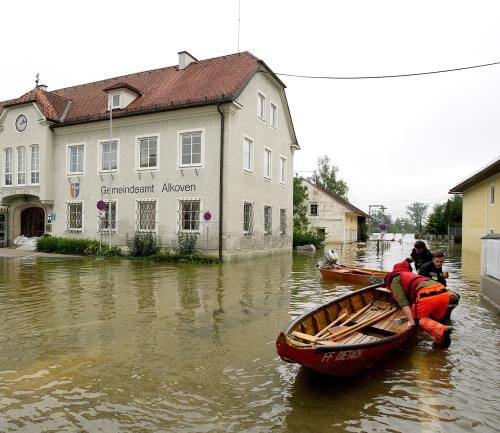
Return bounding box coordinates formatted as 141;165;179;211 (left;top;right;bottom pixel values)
1;0;499;218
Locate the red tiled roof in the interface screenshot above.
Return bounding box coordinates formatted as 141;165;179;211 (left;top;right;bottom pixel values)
0;52;265;126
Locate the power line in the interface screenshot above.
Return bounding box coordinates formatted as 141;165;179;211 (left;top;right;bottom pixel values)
274;60;500;80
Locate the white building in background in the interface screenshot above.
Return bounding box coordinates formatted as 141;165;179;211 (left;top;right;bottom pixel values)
302;178;368;244
0;51;299;259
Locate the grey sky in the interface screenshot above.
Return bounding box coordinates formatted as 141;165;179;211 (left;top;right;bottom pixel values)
1;0;499;218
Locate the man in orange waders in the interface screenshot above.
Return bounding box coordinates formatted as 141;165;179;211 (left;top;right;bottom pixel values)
385;261;452;348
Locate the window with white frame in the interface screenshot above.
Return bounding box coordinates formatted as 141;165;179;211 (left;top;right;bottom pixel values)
280;208;287;235
310;203;318;216
111;94;121;109
180;131;202;167
178;199;201;232
66;201;83;232
280;157;286;184
136;199;157;232
264;148;272;179
270;102;278;129
243;137;254;172
17;147;26;185
68;144;84;174
98;200;117;232
491;185;496;205
243;201;254;236
257;92;266;121
4;148;12;186
101;140;118;172
30;145;39;184
138;136;158;170
264;205;272;235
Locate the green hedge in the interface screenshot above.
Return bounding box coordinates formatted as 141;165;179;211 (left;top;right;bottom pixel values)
151;252;220;264
36;236;121;256
293;227;326;249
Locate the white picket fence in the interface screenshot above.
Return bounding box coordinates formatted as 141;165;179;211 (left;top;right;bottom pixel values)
484;238;500;280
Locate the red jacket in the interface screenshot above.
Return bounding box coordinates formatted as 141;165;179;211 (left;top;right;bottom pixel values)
385;261;430;304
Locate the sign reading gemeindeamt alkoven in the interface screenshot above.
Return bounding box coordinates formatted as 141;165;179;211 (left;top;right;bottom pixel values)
100;183;196;195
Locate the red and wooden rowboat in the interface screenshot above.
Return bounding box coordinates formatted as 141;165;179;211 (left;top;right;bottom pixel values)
276;284;416;376
319;265;388;286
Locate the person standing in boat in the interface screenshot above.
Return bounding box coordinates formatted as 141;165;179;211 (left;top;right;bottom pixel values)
385;261;453;348
405;240;433;271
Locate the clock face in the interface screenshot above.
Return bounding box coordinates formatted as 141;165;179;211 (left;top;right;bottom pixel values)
15;114;27;132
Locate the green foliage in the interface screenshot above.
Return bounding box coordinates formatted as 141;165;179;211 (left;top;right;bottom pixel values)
424;195;463;235
36;236;121;256
293;176;309;230
359;221;369;242
293;227;326;249
125;232;162;257
152;252;220;264
406;202;428;233
311;155;349;199
392;217;416;233
175;234;198;256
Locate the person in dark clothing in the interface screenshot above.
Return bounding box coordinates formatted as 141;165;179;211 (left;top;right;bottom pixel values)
405;240;433;271
419;250;447;286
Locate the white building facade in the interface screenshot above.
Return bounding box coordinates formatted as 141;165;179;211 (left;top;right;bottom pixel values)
302;179;368;244
0;52;299;259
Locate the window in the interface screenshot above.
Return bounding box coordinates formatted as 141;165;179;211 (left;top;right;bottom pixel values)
178;199;201;233
66;201;83;232
136;199;157;232
98;200;117;232
270;102;278;129
280;157;286;184
491;185;496;205
101;140;118;172
264;205;272;235
17;147;26;185
243;201;254;236
257;92;266;121
112;94;121;108
138;136;158;170
30;145;39;184
243;137;254;172
280;208;287;235
180;131;202;167
310;203;318;216
68;144;84;174
4;148;12;186
264;148;272;179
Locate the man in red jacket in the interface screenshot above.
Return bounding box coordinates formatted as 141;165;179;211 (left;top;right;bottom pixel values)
385;261;452;348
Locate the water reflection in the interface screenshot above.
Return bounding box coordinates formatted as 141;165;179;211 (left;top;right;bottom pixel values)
0;238;498;432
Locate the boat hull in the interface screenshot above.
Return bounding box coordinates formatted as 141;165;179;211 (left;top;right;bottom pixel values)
319;267;387;285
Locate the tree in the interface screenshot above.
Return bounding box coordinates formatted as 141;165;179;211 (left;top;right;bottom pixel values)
293;176;309;230
424;195;462;235
311;155;349;200
406;202;428;233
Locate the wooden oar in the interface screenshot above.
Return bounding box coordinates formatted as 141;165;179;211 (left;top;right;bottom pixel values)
327;308;396;342
314;311;348;338
337;302;373;326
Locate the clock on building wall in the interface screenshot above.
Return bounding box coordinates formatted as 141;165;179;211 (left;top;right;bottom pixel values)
15;114;27;132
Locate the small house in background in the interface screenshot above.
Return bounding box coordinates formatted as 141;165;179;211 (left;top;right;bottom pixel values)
302;178;368;244
449;155;500;309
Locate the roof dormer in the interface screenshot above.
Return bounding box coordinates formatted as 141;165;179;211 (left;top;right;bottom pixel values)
103;82;142;110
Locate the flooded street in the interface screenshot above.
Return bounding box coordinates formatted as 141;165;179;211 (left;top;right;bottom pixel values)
0;236;498;432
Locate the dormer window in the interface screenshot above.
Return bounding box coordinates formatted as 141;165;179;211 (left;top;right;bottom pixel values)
111;94;121;109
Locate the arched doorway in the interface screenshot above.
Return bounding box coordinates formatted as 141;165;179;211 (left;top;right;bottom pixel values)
20;207;45;237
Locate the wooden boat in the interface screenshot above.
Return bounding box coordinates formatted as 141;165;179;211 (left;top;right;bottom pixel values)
276;283;416;376
319;265;388;285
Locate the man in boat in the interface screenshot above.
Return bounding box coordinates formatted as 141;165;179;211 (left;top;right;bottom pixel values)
405;240;433;271
418;251;460;320
385;261;453;348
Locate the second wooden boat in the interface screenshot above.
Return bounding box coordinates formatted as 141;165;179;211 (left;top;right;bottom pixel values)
319;265;388;285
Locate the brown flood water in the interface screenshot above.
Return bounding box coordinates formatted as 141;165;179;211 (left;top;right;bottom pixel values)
0;235;498;432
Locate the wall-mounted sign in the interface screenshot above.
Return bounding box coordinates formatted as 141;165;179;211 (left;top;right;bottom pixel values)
97;200;106;210
203;210;212;222
47;213;56;223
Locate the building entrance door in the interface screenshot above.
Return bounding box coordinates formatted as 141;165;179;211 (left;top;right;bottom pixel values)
20;207;45;237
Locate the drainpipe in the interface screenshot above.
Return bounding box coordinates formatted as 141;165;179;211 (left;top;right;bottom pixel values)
217;103;225;262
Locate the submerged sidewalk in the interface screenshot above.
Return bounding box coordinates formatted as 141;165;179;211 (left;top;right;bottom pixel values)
0;247;66;258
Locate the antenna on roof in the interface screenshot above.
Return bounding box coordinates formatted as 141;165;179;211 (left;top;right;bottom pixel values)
35;73;39;87
237;0;241;53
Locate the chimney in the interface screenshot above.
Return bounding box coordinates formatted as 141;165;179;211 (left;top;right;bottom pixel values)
178;51;198;70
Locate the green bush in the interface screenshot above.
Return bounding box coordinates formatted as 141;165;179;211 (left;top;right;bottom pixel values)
176;234;198;255
125;232;162;257
152;252;220;264
293;227;326;249
84;243;122;257
36;236;121;256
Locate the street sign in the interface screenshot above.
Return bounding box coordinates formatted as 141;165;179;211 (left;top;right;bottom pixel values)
203;210;212;222
97;200;106;211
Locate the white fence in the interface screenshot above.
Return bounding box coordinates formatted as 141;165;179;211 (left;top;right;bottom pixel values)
483;238;500;280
